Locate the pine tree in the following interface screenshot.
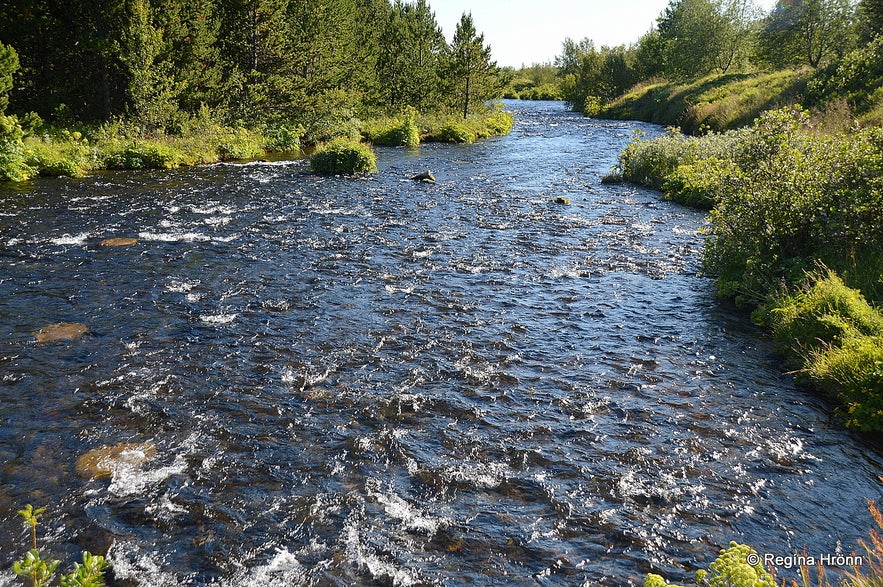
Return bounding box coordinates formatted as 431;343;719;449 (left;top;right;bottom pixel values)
447;12;501;119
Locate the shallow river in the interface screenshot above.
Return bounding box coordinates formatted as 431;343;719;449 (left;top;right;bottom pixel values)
1;100;881;586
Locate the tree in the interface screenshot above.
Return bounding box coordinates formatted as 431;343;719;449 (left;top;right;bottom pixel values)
656;0;730;79
375;0;446;111
759;0;855;67
0;42;18;114
859;0;883;39
446;12;502;119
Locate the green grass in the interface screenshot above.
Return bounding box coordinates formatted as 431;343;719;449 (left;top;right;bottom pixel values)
600;70;807;133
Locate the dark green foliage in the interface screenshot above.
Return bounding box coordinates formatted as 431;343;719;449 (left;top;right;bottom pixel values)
446;12;504;119
656;0;730;79
758;0;855;68
0;41;18;114
376;0;446;112
310;138;376;175
859;0;883;38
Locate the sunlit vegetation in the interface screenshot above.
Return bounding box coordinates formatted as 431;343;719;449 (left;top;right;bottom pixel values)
309;138;377;175
0;1;512;181
613;106;883;431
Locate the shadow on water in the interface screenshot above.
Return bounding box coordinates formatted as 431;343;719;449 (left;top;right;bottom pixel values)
1;100;881;586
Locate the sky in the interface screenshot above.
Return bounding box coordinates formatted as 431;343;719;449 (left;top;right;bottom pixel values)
428;0;780;68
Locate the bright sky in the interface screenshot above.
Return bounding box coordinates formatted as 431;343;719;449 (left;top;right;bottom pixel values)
428;0;780;68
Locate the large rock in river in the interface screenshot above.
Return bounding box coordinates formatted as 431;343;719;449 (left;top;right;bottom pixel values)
34;322;88;343
76;442;158;479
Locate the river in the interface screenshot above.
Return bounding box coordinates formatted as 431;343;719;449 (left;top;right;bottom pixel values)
1;100;881;586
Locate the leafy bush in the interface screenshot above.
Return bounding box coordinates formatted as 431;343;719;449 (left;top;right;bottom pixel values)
1;114;37;181
704;109;883;304
216;127;264;160
310;138;377;175
104;142;185;170
477;109;514;137
25;130;97;177
262;123;302;152
661;158;737;209
361;107;420;147
435;121;477;144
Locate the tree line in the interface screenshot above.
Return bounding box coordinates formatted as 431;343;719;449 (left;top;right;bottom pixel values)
0;0;504;140
553;0;883;113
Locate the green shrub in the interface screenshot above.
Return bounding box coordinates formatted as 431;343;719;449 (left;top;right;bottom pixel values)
1;114;37;181
435;122;477;144
362;108;420;147
262;123;302;152
478;110;514;137
662;158;738;209
310;138;377;175
104;142;185;170
704;109;883;304
217;127;264;160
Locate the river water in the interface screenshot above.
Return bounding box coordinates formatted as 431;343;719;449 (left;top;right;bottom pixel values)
0;100;881;586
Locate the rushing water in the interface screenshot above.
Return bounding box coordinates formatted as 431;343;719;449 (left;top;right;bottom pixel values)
1;100;881;586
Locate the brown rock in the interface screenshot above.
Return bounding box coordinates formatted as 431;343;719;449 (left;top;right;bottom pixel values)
76;442;158;479
34;322;88;343
100;237;139;247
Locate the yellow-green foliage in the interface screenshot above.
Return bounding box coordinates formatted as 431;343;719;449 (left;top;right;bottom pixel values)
768;272;883;351
310;138;377;175
419;107;514;144
645;543;774;587
361;108;420;147
601;71;806;133
766;271;883;432
662;158;739;209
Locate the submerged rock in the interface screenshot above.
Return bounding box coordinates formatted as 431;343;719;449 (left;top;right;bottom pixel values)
76;442;158;479
411;170;436;182
34;322;88;343
100;237;139;247
553;196;570;204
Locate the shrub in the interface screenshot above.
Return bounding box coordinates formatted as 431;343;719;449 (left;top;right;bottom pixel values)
0;114;36;181
662;158;738;209
262;123;302;152
310;138;377;175
362;108;420;147
435;122;477;144
104;142;185;170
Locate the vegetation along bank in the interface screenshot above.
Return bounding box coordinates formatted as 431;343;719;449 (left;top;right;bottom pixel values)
0;1;512;180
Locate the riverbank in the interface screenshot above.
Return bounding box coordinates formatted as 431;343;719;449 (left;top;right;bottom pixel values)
611;106;883;433
0;107;513;182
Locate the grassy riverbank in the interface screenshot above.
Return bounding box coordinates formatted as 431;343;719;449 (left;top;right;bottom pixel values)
0;107;513;181
612;106;883;433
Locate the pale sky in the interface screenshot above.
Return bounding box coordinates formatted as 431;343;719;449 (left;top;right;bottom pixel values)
428;0;780;68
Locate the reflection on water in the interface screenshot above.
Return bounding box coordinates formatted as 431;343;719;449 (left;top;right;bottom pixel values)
1;101;881;586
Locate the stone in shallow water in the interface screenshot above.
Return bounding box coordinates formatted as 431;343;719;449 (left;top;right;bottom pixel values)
76;442;158;479
34;322;88;343
100;237;139;247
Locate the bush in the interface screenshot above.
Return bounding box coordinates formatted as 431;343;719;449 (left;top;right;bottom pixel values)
104;142;185;170
262;123;302;152
310;138;377;175
644;542;774;587
435;122;477;144
0;114;37;181
361;108;420;147
661;158;738;209
704;109;883;304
